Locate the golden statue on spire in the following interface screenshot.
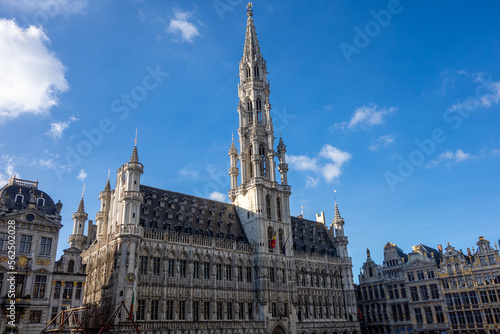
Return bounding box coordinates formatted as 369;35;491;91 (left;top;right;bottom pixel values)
247;2;253;11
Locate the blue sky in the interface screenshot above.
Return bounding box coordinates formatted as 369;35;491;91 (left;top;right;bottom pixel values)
0;0;499;281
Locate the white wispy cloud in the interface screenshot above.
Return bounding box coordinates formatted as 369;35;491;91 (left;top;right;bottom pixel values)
208;191;226;202
178;164;200;178
77;169;87;181
0;155;20;186
288;144;351;185
368;134;395;151
45;115;78;139
428;149;474;167
0;0;87;15
333;104;396;132
0;19;69;120
449;76;500;111
167;9;200;43
138;9;146;22
47;121;69;139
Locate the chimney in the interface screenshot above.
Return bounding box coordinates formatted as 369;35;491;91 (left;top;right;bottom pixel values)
315;212;325;224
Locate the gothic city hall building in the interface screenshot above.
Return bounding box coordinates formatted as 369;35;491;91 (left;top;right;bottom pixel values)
79;7;360;334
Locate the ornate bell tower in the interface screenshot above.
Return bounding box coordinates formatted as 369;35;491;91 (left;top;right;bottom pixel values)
229;3;291;253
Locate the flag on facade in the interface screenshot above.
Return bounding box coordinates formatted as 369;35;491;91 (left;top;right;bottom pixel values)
270;233;276;249
130;291;135;320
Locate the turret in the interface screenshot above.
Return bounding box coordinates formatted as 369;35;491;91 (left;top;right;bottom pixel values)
120;132;144;227
96;175;112;238
277;136;288;185
332;201;348;257
228;135;239;199
69;185;88;250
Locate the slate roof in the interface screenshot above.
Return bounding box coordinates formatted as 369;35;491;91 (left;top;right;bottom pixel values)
139;185;248;244
0;180;59;215
291;216;337;256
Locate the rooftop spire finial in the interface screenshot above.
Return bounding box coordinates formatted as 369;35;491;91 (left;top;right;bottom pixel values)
134;129;138;147
107;169;110;180
82;183;85;198
301;204;303;216
247;2;253;15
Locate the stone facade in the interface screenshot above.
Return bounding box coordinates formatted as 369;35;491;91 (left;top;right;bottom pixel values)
358;237;500;334
80;6;360;334
0;177;86;334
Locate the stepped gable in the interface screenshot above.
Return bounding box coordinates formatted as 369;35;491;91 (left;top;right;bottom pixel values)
139;185;249;244
291;216;337;256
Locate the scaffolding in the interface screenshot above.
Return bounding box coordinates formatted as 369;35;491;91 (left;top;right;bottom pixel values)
40;302;140;334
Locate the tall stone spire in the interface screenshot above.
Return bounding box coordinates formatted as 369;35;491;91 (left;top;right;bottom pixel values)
70;184;88;250
334;201;342;220
243;3;262;62
130;129;139;163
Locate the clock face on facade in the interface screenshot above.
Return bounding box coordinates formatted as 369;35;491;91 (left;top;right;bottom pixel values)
126;273;136;284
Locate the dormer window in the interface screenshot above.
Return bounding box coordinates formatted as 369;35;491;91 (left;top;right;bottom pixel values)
15;194;24;204
37;198;45;207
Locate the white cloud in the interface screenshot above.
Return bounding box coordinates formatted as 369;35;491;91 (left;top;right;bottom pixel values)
287;155;318;171
45;115;78;139
178;164;199;178
333;104;396;132
368;134;395;151
208;191;226;202
288;144;351;184
0;19;69;120
77;169;87;181
167;10;200;43
138;9;146;22
37;158;55;169
0;155;20;186
305;176;318;188
429;149;474;167
449;76;500;111
0;0;87;16
47;121;69;139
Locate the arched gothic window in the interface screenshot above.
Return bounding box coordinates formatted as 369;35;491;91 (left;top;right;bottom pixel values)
276;197;282;221
247;101;253;124
246;66;251;79
254;65;259;78
256;99;262;124
266;195;271;219
259;145;266;177
278;228;284;254
248;145;253;178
